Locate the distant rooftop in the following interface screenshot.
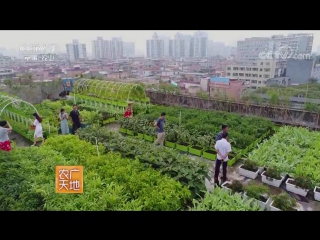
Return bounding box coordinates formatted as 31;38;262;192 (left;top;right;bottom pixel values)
210;77;229;84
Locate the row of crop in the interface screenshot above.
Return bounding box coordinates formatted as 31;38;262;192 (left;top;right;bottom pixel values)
135;105;275;150
236;127;320;201
77;125;209;198
118;117;271;165
0;135;259;211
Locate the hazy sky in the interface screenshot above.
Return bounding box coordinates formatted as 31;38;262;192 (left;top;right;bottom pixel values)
1;30;319;55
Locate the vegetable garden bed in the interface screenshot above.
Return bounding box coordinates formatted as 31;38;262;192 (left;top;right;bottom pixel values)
248;126;320;189
119;115;273;165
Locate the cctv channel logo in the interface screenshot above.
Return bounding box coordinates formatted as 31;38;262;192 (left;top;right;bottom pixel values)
19;44;56;54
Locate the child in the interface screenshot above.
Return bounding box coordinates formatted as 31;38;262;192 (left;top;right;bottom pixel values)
0;120;13;152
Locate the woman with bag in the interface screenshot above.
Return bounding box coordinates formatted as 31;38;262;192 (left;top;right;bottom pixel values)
32;113;44;146
59;108;69;135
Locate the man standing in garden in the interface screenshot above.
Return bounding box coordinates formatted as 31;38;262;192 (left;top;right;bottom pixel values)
215;124;228;141
70;104;81;134
154;112;166;146
214;132;231;186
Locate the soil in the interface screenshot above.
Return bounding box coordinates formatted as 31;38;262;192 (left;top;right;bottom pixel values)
191;146;203;150
258;195;268;203
240;165;258;172
178;142;189;146
205;149;216;154
262;171;282;180
287;179;296;185
316;187;320;193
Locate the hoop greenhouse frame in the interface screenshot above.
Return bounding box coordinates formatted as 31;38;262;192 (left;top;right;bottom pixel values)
74;79;149;102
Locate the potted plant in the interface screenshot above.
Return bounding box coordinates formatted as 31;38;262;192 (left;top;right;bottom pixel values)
314;186;320;201
238;160;260;179
286;175;311;197
270;193;298;211
176;128;191;152
261;166;284;187
189;135;210;157
243;182;270;210
221;180;244;194
164;125;178;148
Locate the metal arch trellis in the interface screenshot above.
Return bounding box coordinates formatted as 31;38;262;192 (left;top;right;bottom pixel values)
94;80;106;95
84;79;95;92
113;82;128;101
115;83;131;101
127;84;146;101
0;95;39;117
90;80;100;95
98;81;114;98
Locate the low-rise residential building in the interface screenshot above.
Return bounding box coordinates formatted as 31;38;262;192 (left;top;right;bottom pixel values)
208;77;250;100
225;59;276;90
0;69;15;80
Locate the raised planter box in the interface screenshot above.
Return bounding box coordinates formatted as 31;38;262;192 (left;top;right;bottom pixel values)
261;171;284;188
202;149;216;161
286;178;309;197
119;128;127;134
126;129;134;136
108;117;116;123
165;141;176;148
175;142;189;152
238;164;259;179
137;133;144;139
269;201;299;211
188;146;203;156
314;187;320;201
221;181;232;192
258;166;265;174
243;193;270;210
144;135;154;142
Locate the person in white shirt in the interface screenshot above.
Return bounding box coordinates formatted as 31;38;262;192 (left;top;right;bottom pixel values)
214;132;231;186
32;113;44;146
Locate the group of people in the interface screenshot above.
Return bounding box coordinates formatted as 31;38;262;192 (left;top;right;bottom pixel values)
0;104;82;152
0;112;45;151
153;113;231;186
59;105;82;135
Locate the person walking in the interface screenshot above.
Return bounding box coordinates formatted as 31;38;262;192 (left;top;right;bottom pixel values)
70;104;81;134
59;108;69;135
32;113;45;146
213;132;231;186
0;120;13;152
215;124;228;141
154;112;166;146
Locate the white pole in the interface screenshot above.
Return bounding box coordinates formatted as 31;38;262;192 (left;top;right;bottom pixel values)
95;137;100;156
179;111;181;126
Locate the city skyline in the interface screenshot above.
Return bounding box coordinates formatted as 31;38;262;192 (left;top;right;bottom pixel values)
1;30;320;56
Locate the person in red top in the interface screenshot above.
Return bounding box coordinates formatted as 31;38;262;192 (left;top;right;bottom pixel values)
123;107;132;118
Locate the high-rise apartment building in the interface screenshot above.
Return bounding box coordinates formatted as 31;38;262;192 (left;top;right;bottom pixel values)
193;31;208;58
91;37;123;60
92;37;105;59
66;39;87;62
169;32;193;58
236;37;271;63
109;37;123;59
123;42;135;56
270;33;313;57
237;34;314;64
146;32;164;59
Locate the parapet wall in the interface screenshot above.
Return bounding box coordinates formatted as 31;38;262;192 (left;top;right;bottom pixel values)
146;90;320;128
